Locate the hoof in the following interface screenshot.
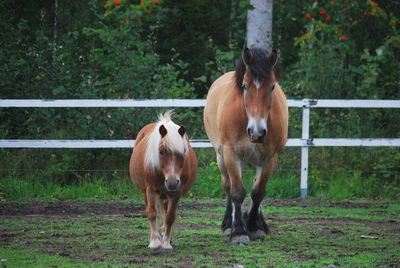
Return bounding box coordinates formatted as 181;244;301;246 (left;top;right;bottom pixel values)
149;239;162;255
249;230;266;241
149;246;163;255
223;228;232;237
231;235;250;246
162;242;173;254
162;247;173;254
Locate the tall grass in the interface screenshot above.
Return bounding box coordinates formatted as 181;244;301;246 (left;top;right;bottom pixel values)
0;174;140;201
309;171;400;200
1;164;398;201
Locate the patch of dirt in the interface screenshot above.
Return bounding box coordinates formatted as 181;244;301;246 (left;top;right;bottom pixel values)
0;198;390;217
0;199;226;217
0;201;145;216
0;199;399;267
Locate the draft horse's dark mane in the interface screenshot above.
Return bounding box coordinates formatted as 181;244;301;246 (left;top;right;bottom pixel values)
235;47;280;90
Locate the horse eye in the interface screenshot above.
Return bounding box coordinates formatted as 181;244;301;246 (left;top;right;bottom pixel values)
159;150;165;156
242;83;249;91
270;84;276;91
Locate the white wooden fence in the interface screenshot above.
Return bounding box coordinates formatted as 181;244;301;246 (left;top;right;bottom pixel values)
1;99;400;198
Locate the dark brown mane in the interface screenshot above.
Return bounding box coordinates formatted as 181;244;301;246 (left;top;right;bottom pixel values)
235;47;280;90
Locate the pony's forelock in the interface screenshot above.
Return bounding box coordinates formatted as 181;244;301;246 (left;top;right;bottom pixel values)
144;111;188;170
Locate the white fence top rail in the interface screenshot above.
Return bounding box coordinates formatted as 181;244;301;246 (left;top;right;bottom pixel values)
1;138;399;148
0;99;206;108
1;99;400;108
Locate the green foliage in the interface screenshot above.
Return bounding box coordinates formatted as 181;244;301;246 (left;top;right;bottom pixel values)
286;0;399;99
0;0;399;200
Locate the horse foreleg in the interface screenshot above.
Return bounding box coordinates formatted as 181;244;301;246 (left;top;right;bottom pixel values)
217;154;233;236
145;188;162;254
162;196;179;252
160;199;168;237
223;147;249;246
246;156;277;240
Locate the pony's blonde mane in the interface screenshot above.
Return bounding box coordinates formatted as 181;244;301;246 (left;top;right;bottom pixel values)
144;110;188;170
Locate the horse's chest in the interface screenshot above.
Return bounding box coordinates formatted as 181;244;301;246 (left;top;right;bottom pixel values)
235;143;269;166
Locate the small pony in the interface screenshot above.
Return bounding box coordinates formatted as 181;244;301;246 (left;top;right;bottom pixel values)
129;111;197;254
204;48;288;245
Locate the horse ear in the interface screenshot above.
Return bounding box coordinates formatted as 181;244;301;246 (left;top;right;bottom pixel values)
243;48;252;66
159;125;167;137
178;126;186;137
268;49;279;67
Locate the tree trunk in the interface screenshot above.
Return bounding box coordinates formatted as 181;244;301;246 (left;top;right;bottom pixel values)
246;0;273;50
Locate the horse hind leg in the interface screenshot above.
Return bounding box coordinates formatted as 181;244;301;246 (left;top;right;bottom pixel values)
246;158;277;241
161;197;179;253
217;154;233;236
245;190;269;241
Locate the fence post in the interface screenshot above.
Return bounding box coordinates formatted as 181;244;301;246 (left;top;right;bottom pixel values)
300;100;310;198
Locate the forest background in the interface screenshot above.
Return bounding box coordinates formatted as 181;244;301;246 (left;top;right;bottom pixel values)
0;0;399;200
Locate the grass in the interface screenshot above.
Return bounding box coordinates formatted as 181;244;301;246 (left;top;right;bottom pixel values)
2;170;398;203
1;198;399;267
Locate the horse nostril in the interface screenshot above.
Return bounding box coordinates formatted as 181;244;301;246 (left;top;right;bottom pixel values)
261;129;267;137
247;127;252;137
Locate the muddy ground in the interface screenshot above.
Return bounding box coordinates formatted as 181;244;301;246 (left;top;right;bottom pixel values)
1;198;380;217
1;199;399;267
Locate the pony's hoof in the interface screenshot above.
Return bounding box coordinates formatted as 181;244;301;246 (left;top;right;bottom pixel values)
249;230;266;241
231;235;250;246
162;247;173;254
149;239;162;254
223;228;232;236
149;246;163;255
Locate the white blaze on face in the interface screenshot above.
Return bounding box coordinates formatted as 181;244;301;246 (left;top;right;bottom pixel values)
247;116;268;135
245;79;268;136
166;163;178;179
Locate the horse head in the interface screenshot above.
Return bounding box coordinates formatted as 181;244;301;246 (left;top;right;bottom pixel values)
237;48;278;143
158;124;187;192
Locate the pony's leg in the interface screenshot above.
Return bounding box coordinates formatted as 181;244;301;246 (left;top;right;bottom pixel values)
223;146;249;245
217;153;233;236
145;188;162;254
246;155;278;240
162;196;179;252
160;199;168;236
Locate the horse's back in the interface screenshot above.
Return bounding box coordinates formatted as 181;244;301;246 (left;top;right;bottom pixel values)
181;145;198;194
204;71;237;147
269;83;288;153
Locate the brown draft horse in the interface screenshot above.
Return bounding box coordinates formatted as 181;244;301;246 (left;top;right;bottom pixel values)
204;48;288;245
129;111;197;253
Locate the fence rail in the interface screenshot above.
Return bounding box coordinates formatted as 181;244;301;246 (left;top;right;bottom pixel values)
1;138;399;148
1;99;400;108
1;98;400;198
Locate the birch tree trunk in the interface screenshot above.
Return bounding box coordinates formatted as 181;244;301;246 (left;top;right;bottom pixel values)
246;0;273;50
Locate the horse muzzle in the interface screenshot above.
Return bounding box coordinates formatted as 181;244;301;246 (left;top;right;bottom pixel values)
165;178;181;192
247;127;267;143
